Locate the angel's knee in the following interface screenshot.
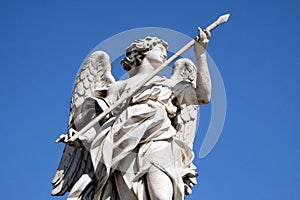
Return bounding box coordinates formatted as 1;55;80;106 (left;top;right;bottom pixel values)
146;169;173;200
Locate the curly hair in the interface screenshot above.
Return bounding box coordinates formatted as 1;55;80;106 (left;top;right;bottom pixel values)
121;36;168;71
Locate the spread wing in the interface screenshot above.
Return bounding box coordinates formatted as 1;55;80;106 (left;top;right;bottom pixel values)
171;58;199;149
52;51;115;198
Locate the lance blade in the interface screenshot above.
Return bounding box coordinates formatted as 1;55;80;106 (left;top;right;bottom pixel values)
206;14;230;32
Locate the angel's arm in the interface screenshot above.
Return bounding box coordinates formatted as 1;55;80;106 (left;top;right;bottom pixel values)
194;28;212;105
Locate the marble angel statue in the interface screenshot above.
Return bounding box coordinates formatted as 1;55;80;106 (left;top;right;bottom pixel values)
51;27;212;200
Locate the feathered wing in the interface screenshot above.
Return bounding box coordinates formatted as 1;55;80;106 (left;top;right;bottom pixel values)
52;51;115;199
171;58;199;149
175;104;199;149
69;51;115;129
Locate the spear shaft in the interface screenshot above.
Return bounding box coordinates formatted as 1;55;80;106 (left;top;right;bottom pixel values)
63;14;230;143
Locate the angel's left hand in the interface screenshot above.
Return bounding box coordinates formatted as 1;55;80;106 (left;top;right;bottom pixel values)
194;27;211;55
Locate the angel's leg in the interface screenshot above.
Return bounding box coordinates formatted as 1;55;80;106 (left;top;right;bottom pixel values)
146;167;173;200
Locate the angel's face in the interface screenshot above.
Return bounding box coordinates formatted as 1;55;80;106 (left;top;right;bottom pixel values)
145;43;167;68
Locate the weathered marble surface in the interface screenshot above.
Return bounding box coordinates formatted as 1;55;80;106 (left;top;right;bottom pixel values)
52;28;212;200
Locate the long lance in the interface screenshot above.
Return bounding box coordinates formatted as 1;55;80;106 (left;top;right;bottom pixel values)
60;14;230;143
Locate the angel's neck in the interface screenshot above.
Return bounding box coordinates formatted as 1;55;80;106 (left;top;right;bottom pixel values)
132;59;155;77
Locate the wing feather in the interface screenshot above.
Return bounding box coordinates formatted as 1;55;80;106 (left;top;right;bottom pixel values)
171;58;199;149
52;50;115;197
69;50;115;129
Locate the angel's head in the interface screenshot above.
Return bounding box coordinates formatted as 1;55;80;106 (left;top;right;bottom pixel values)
121;36;168;72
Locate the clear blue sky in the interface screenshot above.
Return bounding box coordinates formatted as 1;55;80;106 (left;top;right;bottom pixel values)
0;0;299;199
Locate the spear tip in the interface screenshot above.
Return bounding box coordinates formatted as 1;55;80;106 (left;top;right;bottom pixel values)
218;13;230;24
